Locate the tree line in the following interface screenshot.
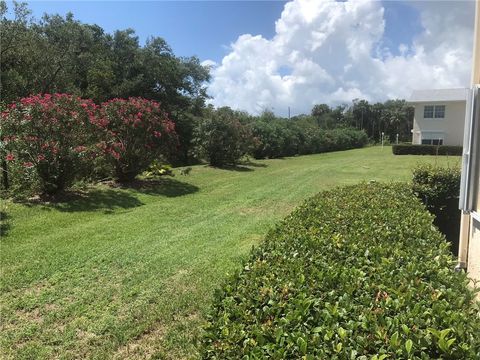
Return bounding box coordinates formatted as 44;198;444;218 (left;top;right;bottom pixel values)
309;99;414;143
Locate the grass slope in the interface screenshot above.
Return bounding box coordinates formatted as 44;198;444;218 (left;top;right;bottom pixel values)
0;147;459;359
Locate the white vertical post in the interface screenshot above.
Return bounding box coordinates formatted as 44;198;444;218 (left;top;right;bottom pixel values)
396;134;399;144
457;0;479;271
381;132;384;148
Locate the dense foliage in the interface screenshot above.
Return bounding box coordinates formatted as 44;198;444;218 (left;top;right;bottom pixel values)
98;97;177;182
251;119;368;159
1;95;177;193
412;164;461;211
412;164;461;254
202;183;480;359
308;99;414;143
1;94;98;194
193;109;252;167
392;144;463;156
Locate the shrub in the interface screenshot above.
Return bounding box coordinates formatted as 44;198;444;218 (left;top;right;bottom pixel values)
317;127;368;153
97;97;177;182
1;94;98;195
251;121;291;159
412;164;461;254
392;144;463;156
251;120;368;159
142;160;174;178
412;164;461;211
193;112;252;167
202;183;480;359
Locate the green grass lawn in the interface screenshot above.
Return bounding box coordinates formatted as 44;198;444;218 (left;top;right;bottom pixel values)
0;147;460;359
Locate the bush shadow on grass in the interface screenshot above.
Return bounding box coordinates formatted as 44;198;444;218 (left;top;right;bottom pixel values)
242;160;268;168
1;211;10;236
14;189;145;213
111;177;200;197
211;161;268;172
214;165;254;172
11;178;199;213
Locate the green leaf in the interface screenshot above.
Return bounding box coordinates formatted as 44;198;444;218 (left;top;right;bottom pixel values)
405;339;413;355
389;331;400;348
297;337;307;354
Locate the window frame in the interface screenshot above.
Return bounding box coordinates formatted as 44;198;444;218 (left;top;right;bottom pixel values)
423;104;446;119
423;105;434;119
459;86;479;212
434;105;445;118
421;138;444;145
420;130;445;146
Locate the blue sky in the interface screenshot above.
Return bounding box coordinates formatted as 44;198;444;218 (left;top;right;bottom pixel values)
24;1;422;63
26;1;286;62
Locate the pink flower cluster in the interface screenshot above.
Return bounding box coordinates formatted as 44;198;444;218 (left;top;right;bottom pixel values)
1;94;96;168
1;94;178;174
98;97;176;162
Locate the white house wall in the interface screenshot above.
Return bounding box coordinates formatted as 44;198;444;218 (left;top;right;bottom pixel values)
412;101;466;146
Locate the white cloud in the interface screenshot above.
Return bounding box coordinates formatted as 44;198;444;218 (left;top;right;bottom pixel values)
207;0;474;116
201;59;218;68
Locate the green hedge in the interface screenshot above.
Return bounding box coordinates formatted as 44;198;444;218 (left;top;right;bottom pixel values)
202;183;480;359
412;164;461;255
412;164;461;211
392;144;463;156
251;123;368;159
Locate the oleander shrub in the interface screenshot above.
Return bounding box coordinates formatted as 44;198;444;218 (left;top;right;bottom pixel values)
193;112;253;167
1;94;98;195
392;144;463;156
97;97;177;182
202;183;480;359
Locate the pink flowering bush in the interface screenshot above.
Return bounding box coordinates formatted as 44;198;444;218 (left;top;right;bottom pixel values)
97;98;177;182
1;94;98;194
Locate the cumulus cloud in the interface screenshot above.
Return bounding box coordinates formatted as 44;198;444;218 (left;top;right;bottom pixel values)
201;59;218;68
207;0;474;116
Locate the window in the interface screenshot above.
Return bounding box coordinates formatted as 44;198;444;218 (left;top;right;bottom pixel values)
423;105;445;119
421;139;443;145
424;105;434;118
434;105;445;118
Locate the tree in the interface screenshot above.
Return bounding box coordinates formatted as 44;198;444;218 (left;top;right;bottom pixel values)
352;99;370;131
311;104;331;128
0;1;38;104
381;100;414;142
193;109;252;167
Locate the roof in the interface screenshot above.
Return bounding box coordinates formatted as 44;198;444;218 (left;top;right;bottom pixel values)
409;88;468;103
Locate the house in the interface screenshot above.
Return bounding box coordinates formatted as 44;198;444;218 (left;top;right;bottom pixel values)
409;88;468;146
458;0;479;283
